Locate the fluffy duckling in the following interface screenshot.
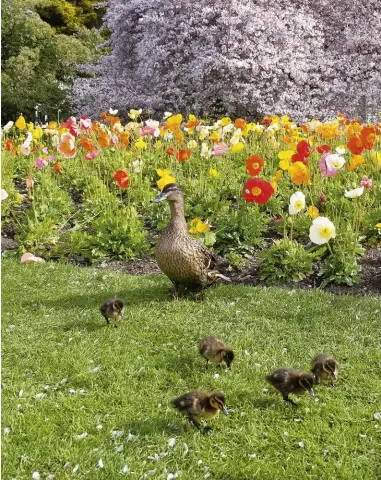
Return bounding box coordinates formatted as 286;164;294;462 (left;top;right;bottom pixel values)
311;353;339;386
199;336;234;368
265;368;315;406
171;391;228;434
100;299;124;327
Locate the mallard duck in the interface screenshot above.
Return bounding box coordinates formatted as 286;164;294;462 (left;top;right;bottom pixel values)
265;368;315;406
151;183;230;298
199;336;234;368
100;299;124;327
171;390;228;434
311;353;339;386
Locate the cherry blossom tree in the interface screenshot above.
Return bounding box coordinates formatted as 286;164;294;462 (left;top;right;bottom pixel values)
72;0;381;121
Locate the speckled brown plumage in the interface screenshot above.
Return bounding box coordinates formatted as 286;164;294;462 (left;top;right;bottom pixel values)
171;390;228;433
199;336;234;367
265;368;315;405
100;299;124;327
151;184;230;292
311;353;339;384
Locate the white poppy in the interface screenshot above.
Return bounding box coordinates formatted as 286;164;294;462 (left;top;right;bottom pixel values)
344;186;364;198
200;142;211;158
309;216;336;245
3;121;14;131
128;108;142;120
1;189;9;202
289;191;306;215
325;154;345;171
335;146;346;154
163;111;173;119
109;108;118;115
229;128;242;145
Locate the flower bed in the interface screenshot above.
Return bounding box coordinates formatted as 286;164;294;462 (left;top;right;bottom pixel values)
1;111;380;287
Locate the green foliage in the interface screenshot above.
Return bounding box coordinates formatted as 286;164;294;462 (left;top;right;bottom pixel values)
214;204;268;256
1;0;104;122
260;239;321;284
322;233;364;287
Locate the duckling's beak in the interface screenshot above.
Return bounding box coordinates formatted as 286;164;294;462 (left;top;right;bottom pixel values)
308;388;315;397
222;406;229;416
150;192;167;203
332;372;337;380
120;309;124;317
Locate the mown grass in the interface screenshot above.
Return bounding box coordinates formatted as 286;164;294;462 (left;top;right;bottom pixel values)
1;260;381;479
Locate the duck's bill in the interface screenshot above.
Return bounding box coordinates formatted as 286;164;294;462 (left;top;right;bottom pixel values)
150;192;166;203
308;388;315;397
222;406;229;415
332;372;337;380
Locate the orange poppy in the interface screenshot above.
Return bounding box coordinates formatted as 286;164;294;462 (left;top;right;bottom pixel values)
347;136;363;155
80;136;97;153
246;154;264;176
5;139;13;152
119;131;130;146
235;118;246;130
53;161;64;174
98;133;110;148
25;176;34;188
360;126;376;150
113;169;130;189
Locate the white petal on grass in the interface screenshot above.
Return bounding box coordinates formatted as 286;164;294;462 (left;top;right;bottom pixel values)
32;473;40;479
60;378;68;384
213;373;220;379
284;431;289;436
19;390;24;397
204;474;211;479
248;453;257;459
374;412;381;420
298;441;305;448
116;444;124;453
344;186;364;198
4;427;11;435
148;453;160;462
122;465;130;473
111;430;123;438
35;393;45;399
263;388;269;393
168;438;176;448
183;443;189;456
1;189;9;202
294;418;302;422
98;459;104;469
127;433;137;441
91;366;100;373
72;465;79;473
75;432;88;440
96;425;103;430
359;434;367;438
167;473;180;480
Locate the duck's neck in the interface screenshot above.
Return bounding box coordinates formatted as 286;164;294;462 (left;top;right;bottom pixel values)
167;198;188;233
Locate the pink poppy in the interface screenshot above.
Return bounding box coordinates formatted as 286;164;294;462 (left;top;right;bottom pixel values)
64;116;77;128
80;115;92;130
360;176;373;190
85;150;100;160
110;135;118;145
212;142;229;156
35;157;48;169
140;126;156;136
319;153;337;177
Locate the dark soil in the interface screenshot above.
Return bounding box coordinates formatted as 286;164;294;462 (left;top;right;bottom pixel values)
98;248;381;296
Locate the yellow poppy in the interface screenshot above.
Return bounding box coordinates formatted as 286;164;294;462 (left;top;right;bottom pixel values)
157;175;176;191
231;142;245;153
15;115;26;130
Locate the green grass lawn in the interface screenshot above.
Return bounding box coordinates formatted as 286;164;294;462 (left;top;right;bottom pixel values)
2;260;381;480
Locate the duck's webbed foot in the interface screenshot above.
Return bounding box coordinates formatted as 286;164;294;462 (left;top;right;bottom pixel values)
283;395;298;406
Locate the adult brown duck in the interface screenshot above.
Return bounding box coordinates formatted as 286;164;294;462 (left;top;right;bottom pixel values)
151;183;230;298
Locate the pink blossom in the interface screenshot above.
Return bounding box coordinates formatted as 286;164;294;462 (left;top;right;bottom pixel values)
47;155;56;162
212;142;229;156
320;153;337;177
360;175;373;189
110;135;118;145
85;150;100;160
64;116;77;128
69;124;80;137
21;144;31;156
79;115;92;130
35;157;48;169
42;147;49;155
139;126;156;136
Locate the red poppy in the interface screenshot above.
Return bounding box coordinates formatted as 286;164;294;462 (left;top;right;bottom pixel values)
242;178;274;204
5;139;13;152
166;147;175;155
316;144;330;154
246;155;264;176
296;140;312;158
113;169;130;189
347;136;364;155
291;152;308;165
176;149;192;162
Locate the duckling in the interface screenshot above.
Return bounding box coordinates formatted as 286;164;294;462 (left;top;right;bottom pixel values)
100;299;124;327
199;336;234;368
265;368;315;406
171;390;228;434
151;183;231;298
311;353;339;386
